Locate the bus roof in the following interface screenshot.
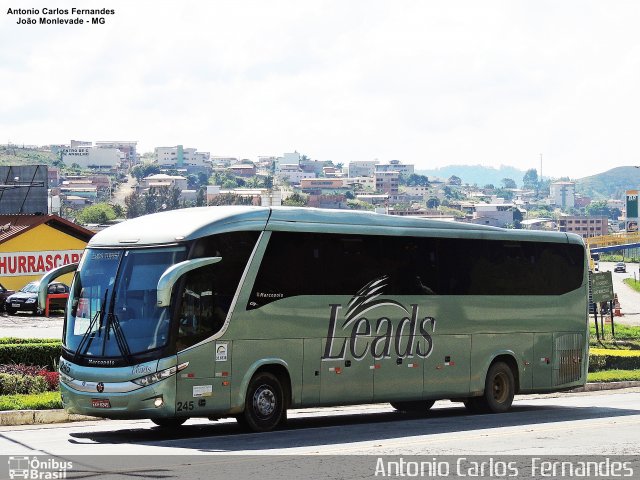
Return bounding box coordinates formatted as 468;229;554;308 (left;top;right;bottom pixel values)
88;206;580;247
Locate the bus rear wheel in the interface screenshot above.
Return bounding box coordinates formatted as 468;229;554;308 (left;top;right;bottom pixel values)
464;361;515;414
151;418;187;428
239;372;287;432
390;400;435;413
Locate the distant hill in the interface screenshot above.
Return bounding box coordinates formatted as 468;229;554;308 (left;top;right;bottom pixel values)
574;166;640;200
417;165;527;187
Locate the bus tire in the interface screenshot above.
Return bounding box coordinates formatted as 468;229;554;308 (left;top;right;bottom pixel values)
240;372;286;432
151;418;187;428
465;361;515;414
390;400;435;413
5;307;16;315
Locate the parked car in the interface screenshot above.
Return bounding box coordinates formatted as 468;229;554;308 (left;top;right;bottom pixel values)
614;262;627;273
0;282;16;312
4;281;70;315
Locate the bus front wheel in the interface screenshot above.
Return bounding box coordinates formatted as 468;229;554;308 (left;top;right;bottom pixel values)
151;418;187;428
390;400;435;413
464;361;515;414
239;372;286;432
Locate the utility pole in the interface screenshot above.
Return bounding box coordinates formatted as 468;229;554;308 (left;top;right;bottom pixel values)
539;153;543;183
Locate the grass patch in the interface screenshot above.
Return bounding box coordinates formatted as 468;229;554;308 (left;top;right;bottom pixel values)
588;370;640;383
623;278;640;293
0;391;61;410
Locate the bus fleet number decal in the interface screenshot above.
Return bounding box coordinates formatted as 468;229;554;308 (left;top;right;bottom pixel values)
177;401;195;412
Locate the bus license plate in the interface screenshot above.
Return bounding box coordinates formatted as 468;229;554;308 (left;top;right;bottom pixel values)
11;303;20;308
91;398;111;408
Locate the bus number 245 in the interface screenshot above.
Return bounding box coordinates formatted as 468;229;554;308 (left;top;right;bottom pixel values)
177;401;195;412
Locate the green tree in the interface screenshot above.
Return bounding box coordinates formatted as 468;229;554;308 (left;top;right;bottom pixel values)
76;203;117;225
426;197;440;209
405;174;430;187
111;203;125;218
585;200;612;218
447;175;462;186
124;191;145;218
131;163;161;182
522;169;539;190
283;193;308;207
208;193;253;206
501;178;517;189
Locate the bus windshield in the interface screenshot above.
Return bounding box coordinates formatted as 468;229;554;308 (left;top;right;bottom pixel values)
65;246;186;359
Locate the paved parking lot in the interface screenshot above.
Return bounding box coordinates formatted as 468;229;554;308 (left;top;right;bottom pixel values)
0;311;64;339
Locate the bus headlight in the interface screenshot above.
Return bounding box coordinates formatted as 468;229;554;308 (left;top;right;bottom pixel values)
132;362;189;387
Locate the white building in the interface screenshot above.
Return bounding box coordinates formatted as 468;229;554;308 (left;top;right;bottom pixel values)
276;164;315;184
375;160;415;176
155;145;210;168
549;181;575;209
403;186;430;197
348;161;378;178
140;174;188;191
95;141;138;168
472;203;515;227
274;152;301;172
349;177;376;191
62;146;120;169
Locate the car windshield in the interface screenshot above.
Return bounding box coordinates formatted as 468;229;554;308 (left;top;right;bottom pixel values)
65;246;186;358
21;282;39;293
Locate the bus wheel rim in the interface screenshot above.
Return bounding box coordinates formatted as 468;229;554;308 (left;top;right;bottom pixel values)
253;385;276;418
492;372;509;404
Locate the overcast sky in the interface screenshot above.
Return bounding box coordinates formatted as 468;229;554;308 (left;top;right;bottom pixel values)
2;0;640;178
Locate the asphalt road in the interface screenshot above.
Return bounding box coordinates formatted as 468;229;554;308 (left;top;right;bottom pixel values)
1;389;639;457
599;261;640;325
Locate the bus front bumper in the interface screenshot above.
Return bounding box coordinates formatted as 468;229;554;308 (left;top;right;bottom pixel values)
60;378;177;420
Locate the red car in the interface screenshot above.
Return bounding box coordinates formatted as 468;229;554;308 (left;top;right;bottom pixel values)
0;282;16;312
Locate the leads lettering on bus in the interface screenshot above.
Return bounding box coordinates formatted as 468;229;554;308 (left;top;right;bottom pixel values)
322;304;435;361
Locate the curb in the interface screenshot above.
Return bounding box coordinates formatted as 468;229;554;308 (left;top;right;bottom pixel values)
570;380;640;392
2;382;640;427
0;410;100;427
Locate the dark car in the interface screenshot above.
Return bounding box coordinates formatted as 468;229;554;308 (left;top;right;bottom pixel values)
0;282;16;311
5;281;70;315
614;262;626;273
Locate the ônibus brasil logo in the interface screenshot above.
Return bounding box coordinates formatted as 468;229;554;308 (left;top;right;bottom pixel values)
322;276;436;361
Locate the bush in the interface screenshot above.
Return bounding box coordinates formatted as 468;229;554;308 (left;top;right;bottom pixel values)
0;342;61;369
0;364;46;376
0;373;48;395
588;348;640;372
38;370;59;390
0;338;60;344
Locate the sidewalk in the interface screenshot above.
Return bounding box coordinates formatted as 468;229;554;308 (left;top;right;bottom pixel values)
2;382;639;427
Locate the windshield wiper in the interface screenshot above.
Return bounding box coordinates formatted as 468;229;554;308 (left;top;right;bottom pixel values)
106;312;132;362
74;289;108;362
104;284;132;362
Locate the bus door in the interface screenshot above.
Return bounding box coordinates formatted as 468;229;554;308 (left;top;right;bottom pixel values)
176;340;232;416
173;264;234;416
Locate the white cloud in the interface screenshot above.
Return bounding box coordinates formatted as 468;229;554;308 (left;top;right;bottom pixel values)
2;0;640;177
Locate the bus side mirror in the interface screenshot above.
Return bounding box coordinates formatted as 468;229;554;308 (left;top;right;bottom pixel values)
38;262;79;311
156;257;222;307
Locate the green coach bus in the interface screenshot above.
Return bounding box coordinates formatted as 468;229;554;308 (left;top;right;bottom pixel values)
40;206;588;431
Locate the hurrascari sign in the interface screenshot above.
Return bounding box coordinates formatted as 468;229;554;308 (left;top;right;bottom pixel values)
0;250;82;276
